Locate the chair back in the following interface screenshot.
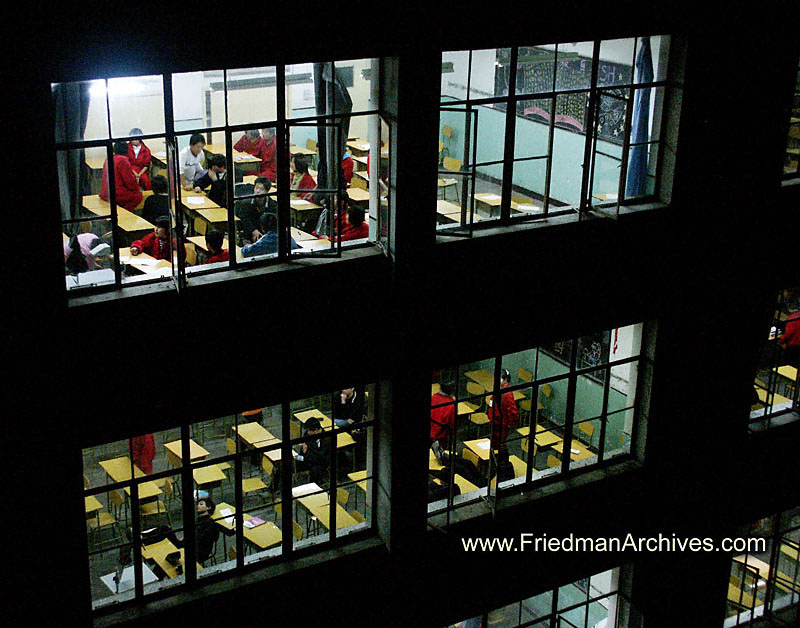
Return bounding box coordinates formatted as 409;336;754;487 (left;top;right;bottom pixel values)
541;384;553;398
306;138;318;152
164;477;173;497
289;422;302;440
83;474;90;489
226;438;237;455
509;455;527;477
184;242;197;266
336;487;349;507
293;520;303;541
442;124;453;139
350;509;366;524
579;422;595;439
109;490;123;507
262;455;274;477
465;381;484;397
442;156;462;172
462;447;480;468
229;546;237;561
547;455;561;468
194;216;207;235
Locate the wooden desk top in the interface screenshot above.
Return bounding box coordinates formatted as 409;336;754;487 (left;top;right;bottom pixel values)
125;482;163;500
515;425;546;437
117;208;155;232
592;193;619;202
120;247;172;275
85;157;106;170
212;503;281;548
347;470;368;492
297;489;359;530
463;438;492;461
533;431;563;447
193;464;227;486
336;432;356;448
453;474;480;494
142;538;202;579
85;495;103;513
347;187;370;202
294;409;333;430
182;190;220;210
99;456;145;482
464;369;495;390
296;237;332;252
552;440;595;461
473;192;504;207
289;197;322;210
195;207;239;224
291;227;318;241
347;141;370;153
164;439;209;462
233;422;274;447
756;387;793;406
436;200;462;215
512;201;542;213
734;554;771;578
775;365;798;381
204;145;261;163
457;401;477;415
290;144;317;155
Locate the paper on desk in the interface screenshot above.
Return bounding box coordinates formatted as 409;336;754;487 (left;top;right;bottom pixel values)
517;204;539;211
219;508;234;525
606;193;618;200
481;194;501;201
132;258;160;267
477;442;490;450
571;448;580;454
186;197;206;205
119;256;131;263
290;199;306;206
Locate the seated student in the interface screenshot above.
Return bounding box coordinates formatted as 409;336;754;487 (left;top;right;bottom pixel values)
64;233;110;274
331;205;369;242
193;154;227;207
127;128;152;190
179;133;206;191
233;129;264;157
258;127;277;181
142;174;169;224
430;382;456;449
203;229;229;264
153;496;220;566
295;417;330;486
333;387;365;428
235;177;277;244
290;154;317;201
341;150;354;186
241;212;300;257
130;217;186;260
100;140;143;210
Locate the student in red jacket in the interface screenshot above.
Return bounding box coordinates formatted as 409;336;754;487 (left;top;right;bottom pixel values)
204;229;229;264
431;382;456;446
332;205;370;242
487;369;519;450
341;150;354;185
779;310;800;364
259;127;277;181
100;140;143;210
130;433;155;475
234;129;265;159
127;128;152;190
130;217;185;261
290;154;316;200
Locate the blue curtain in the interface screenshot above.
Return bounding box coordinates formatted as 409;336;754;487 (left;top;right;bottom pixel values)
625;37;654;198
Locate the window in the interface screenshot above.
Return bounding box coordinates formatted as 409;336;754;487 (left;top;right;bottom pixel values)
725;507;800;626
82;383;377;613
56;59;392;296
750;286;799;430
783;58;800;180
444;565;642;628
437;36;674;235
428;323;653;523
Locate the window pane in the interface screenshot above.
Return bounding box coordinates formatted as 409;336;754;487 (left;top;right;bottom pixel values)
337;58;379;115
550;93;589;207
555;41;595;92
605;409;632;458
515;98;551;159
598;38;635;87
488;601;520;627
469;48;511;100
516;45;557;96
226;66;278;127
521;590;554;622
642;35;671;84
286;62;316;120
171;70;223;133
475;103;505;163
107;75;165;138
538;340;572;378
442;50;470;102
53;80;109;143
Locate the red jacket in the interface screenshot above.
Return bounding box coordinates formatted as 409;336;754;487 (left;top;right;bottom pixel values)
130;232;185;261
260;136;277;180
781;312;800;349
100;154;143;210
333;219;369;242
128;141;151;174
488;383;519;446
205;249;229;264
342;156;354;185
293;172;317;200
130;434;155;474
430;393;456;443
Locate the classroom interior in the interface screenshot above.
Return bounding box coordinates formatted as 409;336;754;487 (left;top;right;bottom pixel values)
8;3;800;628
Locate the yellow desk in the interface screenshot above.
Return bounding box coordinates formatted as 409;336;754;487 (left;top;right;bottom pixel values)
463;438;492;461
204;144;261;164
453;474;479;494
347;187;370;203
756;387;793;406
195;207;239;229
346;141;371;155
775;365;798;381
212;502;282;552
193;464;227;488
592;193;619;202
181;190;220;210
552;440;595;461
294;409;333;431
436;200;462;216
295;484;359;531
163;439;210;468
141;538;203;579
291;227;318;242
289;197;323;227
99;456;163;500
233;422;275;448
347;470;368;492
464;369;495;391
290;144;317;156
85;157;106;171
85;495;103;515
119;247;172;274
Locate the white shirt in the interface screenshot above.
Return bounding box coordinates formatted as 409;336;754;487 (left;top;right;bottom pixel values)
178;145;205;185
132;144;141;159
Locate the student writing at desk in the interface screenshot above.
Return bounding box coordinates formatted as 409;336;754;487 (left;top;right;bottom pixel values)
235;177;277;244
127;128;152;191
241;213;300;258
295;417;330;486
193;154;228;207
203;229;229;264
142;174;169;224
179;134;206;191
100;140;143;210
130;217;185;261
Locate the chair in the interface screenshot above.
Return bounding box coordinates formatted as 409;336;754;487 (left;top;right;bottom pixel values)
441;124;453;160
349;509;366;524
241;476;267;502
87;511;120;548
469;412;490;437
184;242;197;266
306;138;317;152
289;421;302;440
465;381;485;408
293;520;303;541
462;447;480;469
194;216;207;235
228;546;237;562
519;399;533;426
439;156;462;202
141;497;171;526
509;455;528;477
578;422;595;445
520;437;537;459
337;487;350;508
83;474;90;489
274;500;282;521
547;455;561;468
109;489;126;524
518;367;533;383
351;176;367;190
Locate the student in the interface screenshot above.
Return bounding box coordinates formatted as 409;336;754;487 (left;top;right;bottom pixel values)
203;229;229;264
779;310;800;365
235;177;277;243
130;433;155;475
155;496;220;566
241;212;300;257
341;150;354;186
487;369;519;451
333;387;365;428
295;417;330;486
64;233;110;274
290;154;316;201
430;382;456;448
332;205;369;242
100;140;143;210
130;217;185;260
233;129;263;156
179;133;206;190
127;128;152;190
142;174;169;224
259;127;277;181
193;154;227;207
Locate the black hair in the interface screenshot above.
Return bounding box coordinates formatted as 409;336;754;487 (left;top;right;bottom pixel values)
65;234;89;274
129;127;143;136
500;368;511;382
189;133;206;146
207;154;226;169
246;129;260;139
440;382;455;397
305;417;322;432
347;205;365;226
262;127;275;137
113;140;128;155
197;496;216;515
254;177;271;193
155;217;171;231
151;174;168;195
259;212;277;233
293;154;309;174
205;229;224;252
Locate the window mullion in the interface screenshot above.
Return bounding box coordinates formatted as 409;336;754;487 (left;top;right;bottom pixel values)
578;41;602;218
500;47;519;223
